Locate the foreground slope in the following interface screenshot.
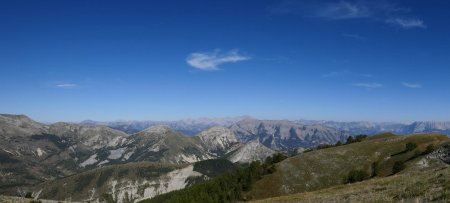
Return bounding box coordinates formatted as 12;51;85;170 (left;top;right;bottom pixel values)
253;144;450;202
247;133;450;200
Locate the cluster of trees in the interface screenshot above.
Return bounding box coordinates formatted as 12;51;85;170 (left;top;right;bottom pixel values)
192;159;239;178
405;142;418;152
392;143;435;174
344;169;369;183
392;161;405;174
345;142;436;183
345;134;368;144
141;153;288;203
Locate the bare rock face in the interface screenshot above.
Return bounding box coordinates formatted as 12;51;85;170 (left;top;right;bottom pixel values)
197;126;240;156
296;120;450;136
118;125;211;164
34;162;208;203
230;119;350;150
428;144;450;164
406;121;450;134
227;139;275;163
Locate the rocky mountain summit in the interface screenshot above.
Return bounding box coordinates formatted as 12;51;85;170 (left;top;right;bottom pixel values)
227;139;275;163
197;126;240;156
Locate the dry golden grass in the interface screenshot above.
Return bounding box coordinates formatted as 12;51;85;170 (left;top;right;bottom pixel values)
252;163;450;203
246;133;450;201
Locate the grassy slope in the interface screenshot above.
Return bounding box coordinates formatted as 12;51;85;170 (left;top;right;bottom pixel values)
252;156;450;202
247;133;450;200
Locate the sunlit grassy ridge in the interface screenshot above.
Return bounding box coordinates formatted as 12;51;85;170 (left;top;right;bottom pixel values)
246;133;450;200
252;159;450;202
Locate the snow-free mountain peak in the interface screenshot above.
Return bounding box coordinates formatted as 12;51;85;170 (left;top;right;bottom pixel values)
227;139;275;163
141;125;174;134
197;126;240;156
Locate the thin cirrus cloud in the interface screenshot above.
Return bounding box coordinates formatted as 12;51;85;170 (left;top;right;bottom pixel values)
323;70;373;78
55;83;77;88
270;0;426;29
386;18;426;29
402;82;422;88
186;49;251;71
314;1;372;20
352;83;383;88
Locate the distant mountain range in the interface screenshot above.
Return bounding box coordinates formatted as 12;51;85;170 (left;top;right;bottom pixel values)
80;116;252;135
80;117;450;137
295;120;450;136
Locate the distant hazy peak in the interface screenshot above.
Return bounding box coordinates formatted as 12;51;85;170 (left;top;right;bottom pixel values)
197;126;235;139
141;125;174;134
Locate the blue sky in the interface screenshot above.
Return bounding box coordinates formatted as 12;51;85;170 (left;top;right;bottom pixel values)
1;0;449;122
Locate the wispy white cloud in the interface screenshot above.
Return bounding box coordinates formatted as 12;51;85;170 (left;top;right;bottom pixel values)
271;1;426;29
352;83;383;88
314;1;371;20
323;70;373;78
56;83;77;88
402;82;422;88
386;18;426;29
186;49;251;71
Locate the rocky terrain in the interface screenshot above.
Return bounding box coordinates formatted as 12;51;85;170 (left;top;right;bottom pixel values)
32;160;238;203
0;114;273;198
297;120;450;136
230;119;350;150
0;114;129;194
226;140;275;163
